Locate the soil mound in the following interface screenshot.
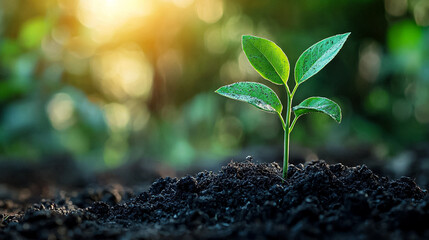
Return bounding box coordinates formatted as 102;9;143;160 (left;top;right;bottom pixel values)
1;160;429;239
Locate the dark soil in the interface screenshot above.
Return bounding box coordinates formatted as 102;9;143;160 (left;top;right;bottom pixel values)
1;160;429;240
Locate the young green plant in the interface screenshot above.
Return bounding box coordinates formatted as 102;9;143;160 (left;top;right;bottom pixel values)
216;33;350;178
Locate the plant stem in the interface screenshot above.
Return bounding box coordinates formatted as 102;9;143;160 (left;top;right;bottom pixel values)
283;91;292;178
283;126;290;178
291;84;299;98
283;83;299;178
289;116;298;132
277;112;286;131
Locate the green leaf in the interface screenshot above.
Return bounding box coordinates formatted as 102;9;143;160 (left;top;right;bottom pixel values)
215;82;282;114
294;33;350;85
293;97;342;123
242;35;290;85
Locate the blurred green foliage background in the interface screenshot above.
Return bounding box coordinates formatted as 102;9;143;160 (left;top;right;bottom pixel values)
0;0;428;170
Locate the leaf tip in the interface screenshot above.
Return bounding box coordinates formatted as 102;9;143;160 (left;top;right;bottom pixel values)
242;35;251;51
214;86;223;95
336;107;343;123
336;116;342;124
341;32;351;40
242;35;252;42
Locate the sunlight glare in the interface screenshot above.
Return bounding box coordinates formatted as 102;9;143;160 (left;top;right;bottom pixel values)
169;0;194;8
77;0;152;41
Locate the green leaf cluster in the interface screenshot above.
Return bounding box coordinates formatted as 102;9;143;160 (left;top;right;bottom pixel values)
216;33;350;178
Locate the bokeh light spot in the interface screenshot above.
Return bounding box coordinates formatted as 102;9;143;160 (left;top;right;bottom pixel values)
367;88;390;112
204;27;227;54
19;17;49;49
387;20;423;72
51;25;70;45
132;106;151;131
47;93;75;130
91;45;153;100
42;37;63;61
359;41;381;82
224;15;254;42
196;0;223;23
414;1;429;26
384;0;408;17
104;103;131;131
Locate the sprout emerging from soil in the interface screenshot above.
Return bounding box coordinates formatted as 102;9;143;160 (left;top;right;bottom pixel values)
216;33;350;178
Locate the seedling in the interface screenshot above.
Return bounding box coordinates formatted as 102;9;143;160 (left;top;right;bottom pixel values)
216;33;350;178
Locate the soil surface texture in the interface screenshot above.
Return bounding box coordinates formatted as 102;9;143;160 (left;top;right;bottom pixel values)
1;160;429;240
